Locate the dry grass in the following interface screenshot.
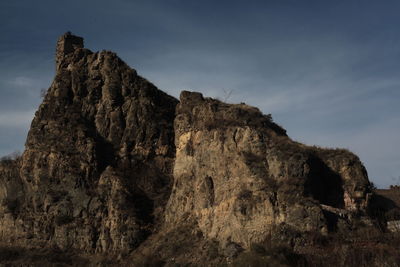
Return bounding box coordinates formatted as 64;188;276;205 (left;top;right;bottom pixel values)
0;245;90;266
299;230;400;267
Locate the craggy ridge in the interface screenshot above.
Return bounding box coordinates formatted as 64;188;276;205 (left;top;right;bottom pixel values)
0;33;378;265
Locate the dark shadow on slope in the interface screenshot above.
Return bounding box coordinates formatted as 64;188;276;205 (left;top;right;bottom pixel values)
94;134;116;174
322;210;340;232
368;192;400;229
0;246;89;265
304;155;344;209
131;189;155;225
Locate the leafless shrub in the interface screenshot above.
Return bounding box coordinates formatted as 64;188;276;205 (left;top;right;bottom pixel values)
40;88;47;98
0;151;21;162
222;88;233;102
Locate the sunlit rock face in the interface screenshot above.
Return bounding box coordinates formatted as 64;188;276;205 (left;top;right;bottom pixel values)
165;91;371;248
0;33;371;254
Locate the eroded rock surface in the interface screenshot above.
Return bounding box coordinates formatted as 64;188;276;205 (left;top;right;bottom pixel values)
0;32;177;252
165;91;371;249
0;33;373;258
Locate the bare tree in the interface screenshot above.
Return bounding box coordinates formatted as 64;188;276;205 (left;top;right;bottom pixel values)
0;150;21;162
40;88;47;98
222;88;233;102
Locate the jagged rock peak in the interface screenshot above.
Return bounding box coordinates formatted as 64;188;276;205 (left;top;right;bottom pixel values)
177;90;287;136
2;32;178;253
166;90;372;250
56;32;84;69
0;33;379;265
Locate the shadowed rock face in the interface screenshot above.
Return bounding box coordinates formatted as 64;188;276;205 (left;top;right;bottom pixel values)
0;33;177;252
0;33;372;254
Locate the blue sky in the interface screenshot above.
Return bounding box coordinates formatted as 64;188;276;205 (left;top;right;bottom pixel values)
0;0;399;187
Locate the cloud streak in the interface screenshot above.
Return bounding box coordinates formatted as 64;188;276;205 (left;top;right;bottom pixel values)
0;0;399;187
0;110;35;128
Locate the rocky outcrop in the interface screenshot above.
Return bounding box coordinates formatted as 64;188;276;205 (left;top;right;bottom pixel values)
0;33;373;258
0;32;177;252
165;91;371;249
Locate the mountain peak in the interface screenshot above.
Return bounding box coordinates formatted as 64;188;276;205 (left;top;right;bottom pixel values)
56;32;84;69
0;33;381;266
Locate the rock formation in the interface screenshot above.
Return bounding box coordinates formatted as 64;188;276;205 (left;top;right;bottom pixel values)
165;91;371;250
1;32;177;253
0;33;375;264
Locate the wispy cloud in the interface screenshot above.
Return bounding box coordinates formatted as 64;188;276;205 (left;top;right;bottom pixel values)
0;110;35;128
8;76;38;88
0;0;400;187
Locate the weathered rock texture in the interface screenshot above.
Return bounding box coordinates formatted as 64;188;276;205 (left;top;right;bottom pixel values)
165;91;371;249
0;32;177;252
0;33;373;259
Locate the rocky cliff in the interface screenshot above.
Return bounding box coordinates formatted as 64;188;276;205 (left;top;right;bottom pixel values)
0;33;375;265
165;91;371;250
0;32;177;253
